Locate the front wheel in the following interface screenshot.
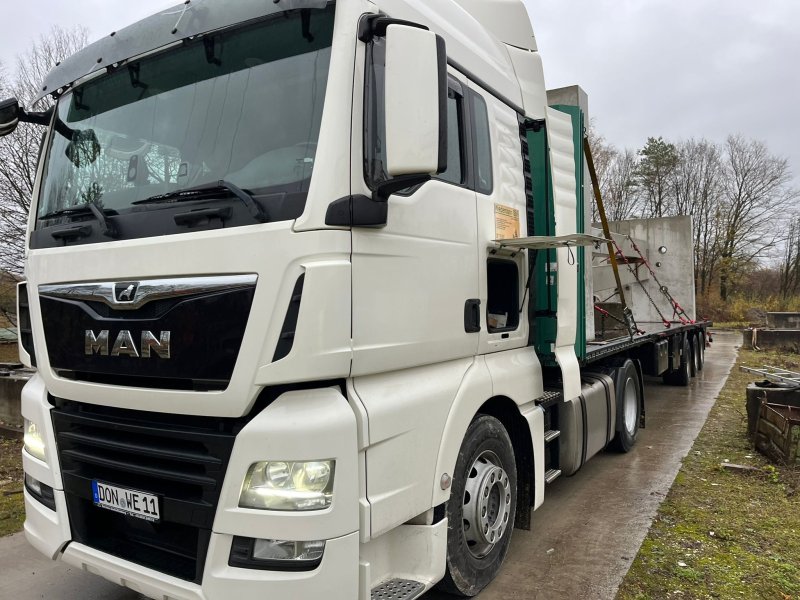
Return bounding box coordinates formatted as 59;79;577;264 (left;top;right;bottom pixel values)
438;415;517;597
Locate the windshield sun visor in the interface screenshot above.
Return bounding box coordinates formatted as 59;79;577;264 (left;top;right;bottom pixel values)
35;0;331;102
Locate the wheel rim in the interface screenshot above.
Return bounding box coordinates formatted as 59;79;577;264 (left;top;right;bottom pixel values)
624;377;638;435
462;450;512;559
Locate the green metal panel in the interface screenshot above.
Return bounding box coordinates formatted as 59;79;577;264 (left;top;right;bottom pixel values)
524;106;587;364
526;125;557;362
551;105;586;361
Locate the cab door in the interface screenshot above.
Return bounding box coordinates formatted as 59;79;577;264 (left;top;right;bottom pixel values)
350;45;479;376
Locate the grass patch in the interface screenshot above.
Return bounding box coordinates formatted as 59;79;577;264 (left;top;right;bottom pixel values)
711;322;748;330
0;438;24;537
617;348;800;600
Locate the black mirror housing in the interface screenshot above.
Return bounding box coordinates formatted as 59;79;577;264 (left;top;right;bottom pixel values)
0;98;21;137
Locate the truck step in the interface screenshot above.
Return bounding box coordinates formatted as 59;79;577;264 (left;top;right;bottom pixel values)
544;468;562;484
544;429;561;443
371;579;425;600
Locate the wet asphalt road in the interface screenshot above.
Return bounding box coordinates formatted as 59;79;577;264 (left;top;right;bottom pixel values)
0;332;738;600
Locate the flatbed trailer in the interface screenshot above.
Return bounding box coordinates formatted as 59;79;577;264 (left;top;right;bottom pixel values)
585;321;711;365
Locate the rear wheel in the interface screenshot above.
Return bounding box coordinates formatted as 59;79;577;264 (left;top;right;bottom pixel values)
691;334;701;376
697;332;705;371
439;415;517;597
663;335;691;386
611;359;642;452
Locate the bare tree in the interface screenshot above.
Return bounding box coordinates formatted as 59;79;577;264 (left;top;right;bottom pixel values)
780;218;800;299
603;148;639;222
669;139;724;295
715;135;799;300
0;27;88;277
586;124;617;223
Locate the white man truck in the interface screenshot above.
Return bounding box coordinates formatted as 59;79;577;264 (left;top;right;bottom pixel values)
1;0;710;598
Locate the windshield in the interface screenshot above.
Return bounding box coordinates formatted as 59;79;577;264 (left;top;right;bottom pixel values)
37;4;334;224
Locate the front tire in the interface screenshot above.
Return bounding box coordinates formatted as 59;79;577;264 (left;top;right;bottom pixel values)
439;415;517;597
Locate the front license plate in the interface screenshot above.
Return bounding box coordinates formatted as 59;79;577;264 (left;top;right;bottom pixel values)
92;480;160;522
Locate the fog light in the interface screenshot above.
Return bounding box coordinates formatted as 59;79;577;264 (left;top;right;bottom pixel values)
23;419;46;463
253;539;325;562
229;536;325;571
24;473;56;510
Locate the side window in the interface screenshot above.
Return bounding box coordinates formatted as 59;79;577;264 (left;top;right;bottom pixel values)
471;92;493;195
434;89;464;186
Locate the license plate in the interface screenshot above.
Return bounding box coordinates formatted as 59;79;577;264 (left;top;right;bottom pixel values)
92;480;160;522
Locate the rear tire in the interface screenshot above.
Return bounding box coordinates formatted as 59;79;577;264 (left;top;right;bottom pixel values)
689;335;700;377
697;332;705;371
611;359;642;452
663;335;691;386
439;415;517;597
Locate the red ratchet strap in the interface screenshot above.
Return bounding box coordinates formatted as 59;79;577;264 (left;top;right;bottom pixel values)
625;236;695;325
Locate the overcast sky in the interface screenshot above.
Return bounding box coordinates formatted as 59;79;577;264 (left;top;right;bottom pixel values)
1;0;798;184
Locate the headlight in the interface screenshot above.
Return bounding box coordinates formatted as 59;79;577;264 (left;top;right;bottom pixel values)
23;419;46;463
239;460;334;511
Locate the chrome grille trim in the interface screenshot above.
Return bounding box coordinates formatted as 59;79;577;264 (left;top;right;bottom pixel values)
39;274;258;310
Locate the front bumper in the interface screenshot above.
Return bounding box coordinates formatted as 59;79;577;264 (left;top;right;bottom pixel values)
60;532;360;600
21;374;360;599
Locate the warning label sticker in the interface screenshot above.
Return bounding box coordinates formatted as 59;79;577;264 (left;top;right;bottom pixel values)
494;204;520;240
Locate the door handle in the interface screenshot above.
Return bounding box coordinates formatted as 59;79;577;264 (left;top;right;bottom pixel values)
464;299;481;333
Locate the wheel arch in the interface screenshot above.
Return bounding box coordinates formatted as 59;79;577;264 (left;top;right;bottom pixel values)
433;392;541;531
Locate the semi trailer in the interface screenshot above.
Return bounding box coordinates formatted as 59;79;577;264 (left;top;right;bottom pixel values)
1;0;710;598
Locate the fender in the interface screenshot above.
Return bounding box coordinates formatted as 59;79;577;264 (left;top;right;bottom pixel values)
431;352;545;511
431;357;492;507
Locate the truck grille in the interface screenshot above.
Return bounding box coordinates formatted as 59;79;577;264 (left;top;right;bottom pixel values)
52;400;240;583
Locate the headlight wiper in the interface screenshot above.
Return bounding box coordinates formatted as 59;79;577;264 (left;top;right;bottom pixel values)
41;201;119;239
133;180;268;223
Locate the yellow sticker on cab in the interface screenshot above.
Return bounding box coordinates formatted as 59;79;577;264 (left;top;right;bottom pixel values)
495;204;520;240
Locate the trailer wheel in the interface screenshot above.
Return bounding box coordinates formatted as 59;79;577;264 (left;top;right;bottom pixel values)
663;335;691;386
439;415;517;597
611;359;642;452
690;335;702;376
696;332;705;371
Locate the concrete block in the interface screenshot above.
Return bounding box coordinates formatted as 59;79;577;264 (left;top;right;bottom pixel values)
744;329;800;353
766;313;800;329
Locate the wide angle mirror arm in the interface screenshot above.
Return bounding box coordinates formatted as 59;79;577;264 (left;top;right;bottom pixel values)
0;98;60;137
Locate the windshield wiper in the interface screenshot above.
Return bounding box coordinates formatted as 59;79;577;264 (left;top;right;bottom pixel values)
41;201;119;238
134;180;268;223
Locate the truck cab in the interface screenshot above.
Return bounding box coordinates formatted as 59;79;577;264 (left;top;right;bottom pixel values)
1;1;707;598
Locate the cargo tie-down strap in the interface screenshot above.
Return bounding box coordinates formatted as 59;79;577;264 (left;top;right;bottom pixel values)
584;136;640;340
593;304;645;335
607;236;671;328
624;235;695;326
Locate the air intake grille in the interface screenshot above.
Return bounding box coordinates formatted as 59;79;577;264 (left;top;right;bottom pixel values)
52;400;240;583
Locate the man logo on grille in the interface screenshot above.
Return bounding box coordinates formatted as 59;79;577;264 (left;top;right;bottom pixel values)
115;282;138;303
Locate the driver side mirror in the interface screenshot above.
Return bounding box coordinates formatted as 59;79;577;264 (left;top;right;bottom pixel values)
383;25;447;178
0;98;20;137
